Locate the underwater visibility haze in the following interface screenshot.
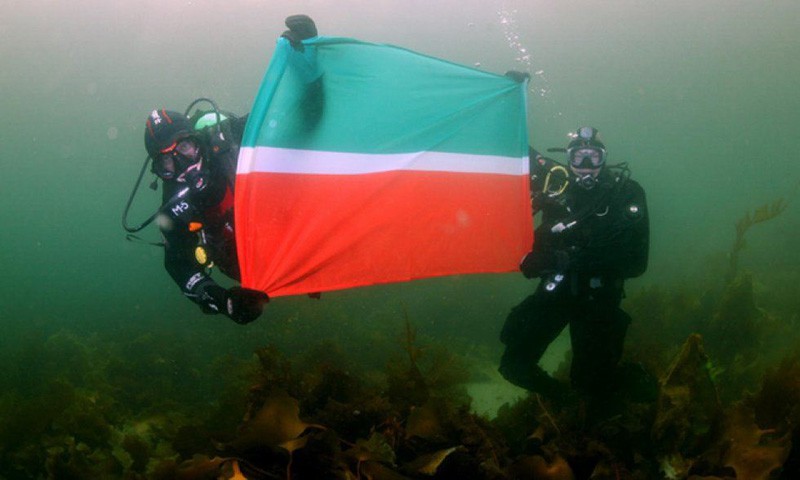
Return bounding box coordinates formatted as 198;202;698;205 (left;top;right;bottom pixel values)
1;0;799;478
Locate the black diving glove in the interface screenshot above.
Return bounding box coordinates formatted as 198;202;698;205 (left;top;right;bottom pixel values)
505;70;531;83
193;282;228;315
192;281;268;324
225;287;270;325
281;14;318;51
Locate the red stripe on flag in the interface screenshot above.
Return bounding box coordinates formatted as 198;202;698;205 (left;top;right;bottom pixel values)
235;170;533;297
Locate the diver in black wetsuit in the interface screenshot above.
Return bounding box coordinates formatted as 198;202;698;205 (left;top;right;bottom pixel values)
126;15;319;325
143;107;269;324
499;126;650;405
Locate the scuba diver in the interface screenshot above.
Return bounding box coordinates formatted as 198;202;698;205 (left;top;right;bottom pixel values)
498;126;651;411
122;15;318;325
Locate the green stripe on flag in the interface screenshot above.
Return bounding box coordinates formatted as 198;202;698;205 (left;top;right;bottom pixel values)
243;36;528;158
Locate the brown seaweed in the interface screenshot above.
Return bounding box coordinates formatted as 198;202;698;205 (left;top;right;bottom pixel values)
652;334;723;476
4;249;800;480
727;198;787;283
506;453;575;480
719;402;791;480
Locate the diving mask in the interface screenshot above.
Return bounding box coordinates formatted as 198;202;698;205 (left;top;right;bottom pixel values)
568;147;605;169
153;138;202;181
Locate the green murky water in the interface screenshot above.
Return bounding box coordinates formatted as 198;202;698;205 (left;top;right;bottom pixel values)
1;1;798;478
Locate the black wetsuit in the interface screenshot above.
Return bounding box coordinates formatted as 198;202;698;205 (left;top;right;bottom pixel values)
159;115;247;313
499;164;649;400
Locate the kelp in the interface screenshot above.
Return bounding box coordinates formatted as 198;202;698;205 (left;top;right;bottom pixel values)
719;402;790;480
3;296;800;480
752;353;800;430
4;322;800;480
652;334;723;477
726;198;787;284
625;286;713;378
82;313;494;480
4;222;800;479
707;274;762;362
0;316;790;480
505;453;574;480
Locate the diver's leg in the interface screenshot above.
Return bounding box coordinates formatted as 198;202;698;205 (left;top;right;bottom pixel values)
498;290;570;399
569;295;630;421
569;296;629;397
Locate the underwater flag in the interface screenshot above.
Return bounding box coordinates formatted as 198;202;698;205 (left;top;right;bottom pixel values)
236;36;532;297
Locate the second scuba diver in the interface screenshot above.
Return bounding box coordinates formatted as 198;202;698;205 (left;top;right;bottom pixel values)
498;127;651;413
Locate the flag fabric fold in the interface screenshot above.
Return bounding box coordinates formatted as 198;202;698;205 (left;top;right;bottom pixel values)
236;36;532;297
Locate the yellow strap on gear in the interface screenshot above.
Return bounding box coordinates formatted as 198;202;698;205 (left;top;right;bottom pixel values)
543;165;569;197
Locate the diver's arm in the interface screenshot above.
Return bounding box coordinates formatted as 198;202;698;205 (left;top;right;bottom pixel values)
520;174;580;279
519;224;566;278
158;182;228;313
161;225;227;313
157;184;221;312
161;228;268;324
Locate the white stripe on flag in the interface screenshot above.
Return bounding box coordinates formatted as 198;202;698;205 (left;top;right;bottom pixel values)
238;146;529;176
